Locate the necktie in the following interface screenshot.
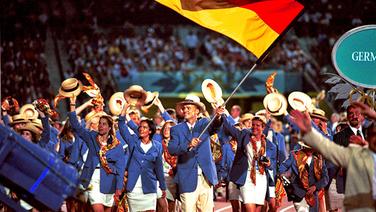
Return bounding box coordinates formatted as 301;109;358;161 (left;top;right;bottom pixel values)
357;130;362;138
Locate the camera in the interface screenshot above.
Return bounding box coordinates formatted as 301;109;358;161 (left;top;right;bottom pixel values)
259;156;269;163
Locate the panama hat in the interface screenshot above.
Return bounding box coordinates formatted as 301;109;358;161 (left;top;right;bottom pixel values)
288;91;313;112
85;110;108;123
263;93;287;116
142;91;159;111
109;92;125;116
252;115;267;124
255;109;267;117
202;79;223;104
17;123;42;141
20;104;38;120
58;78;82;97
176;94;204;117
123;85;147;107
240;113;254;123
10;114;29;126
310;108;328;121
298;141;311;149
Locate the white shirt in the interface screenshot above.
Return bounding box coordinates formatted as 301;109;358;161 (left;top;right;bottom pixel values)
186;121;203;175
306;156;312;166
246;140;263;172
140;142;152;153
186;122;196;132
134;142;153;189
349;125;364;140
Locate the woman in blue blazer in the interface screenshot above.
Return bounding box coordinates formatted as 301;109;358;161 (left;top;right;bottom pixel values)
222;114;276;212
68;97;126;212
57;118;89;171
118;101;166;212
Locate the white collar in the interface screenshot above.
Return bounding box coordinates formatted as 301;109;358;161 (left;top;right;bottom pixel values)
186;122;196;129
349;125;363;137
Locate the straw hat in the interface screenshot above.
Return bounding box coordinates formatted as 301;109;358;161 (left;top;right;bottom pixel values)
142;91;159;111
20;104;38;120
255;109;267;117
10;114;29;126
252;115;267;124
263;93;288;116
288;91;313;112
17;123;41;141
58;78;82;97
202;79;223;103
30;119;43;131
108;92;125;116
123;85;147;106
176;94;204;116
85;110;108;123
240;113;254;123
310;108;328;121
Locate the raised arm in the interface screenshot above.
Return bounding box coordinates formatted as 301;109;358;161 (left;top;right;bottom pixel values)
290;110;351;168
68;96;91;143
37;108;51;148
118;101;138;148
75;99;94;115
38;116;51;148
222;114;242;143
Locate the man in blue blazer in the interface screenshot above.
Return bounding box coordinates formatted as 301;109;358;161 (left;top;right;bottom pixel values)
279;144;329;212
168;95;222;211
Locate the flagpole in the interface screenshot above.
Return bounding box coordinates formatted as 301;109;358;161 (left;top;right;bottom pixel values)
197;63;258;140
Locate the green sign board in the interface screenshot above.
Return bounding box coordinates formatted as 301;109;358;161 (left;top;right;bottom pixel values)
116;70;302;98
332;25;376;88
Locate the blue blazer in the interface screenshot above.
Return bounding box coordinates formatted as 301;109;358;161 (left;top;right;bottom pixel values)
68;112;126;193
279;151;329;210
59;134;89;171
39;117;56;153
118;115;166;194
127;111;173;142
168;116;221;193
222;115;276;187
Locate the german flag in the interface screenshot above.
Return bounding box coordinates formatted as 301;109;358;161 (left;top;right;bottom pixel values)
156;0;304;59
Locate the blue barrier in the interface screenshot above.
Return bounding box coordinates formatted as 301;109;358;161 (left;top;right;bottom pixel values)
0;125;79;211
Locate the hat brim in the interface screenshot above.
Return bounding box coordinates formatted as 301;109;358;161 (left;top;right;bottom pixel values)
176;100;204;117
10;119;29;126
263;93;287;116
142;92;159;110
202;79;222;103
310;113;328;121
59;80;82;97
109;92;125;116
17;123;41;141
85;111;108;123
123;86;147;105
288;91;312;112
